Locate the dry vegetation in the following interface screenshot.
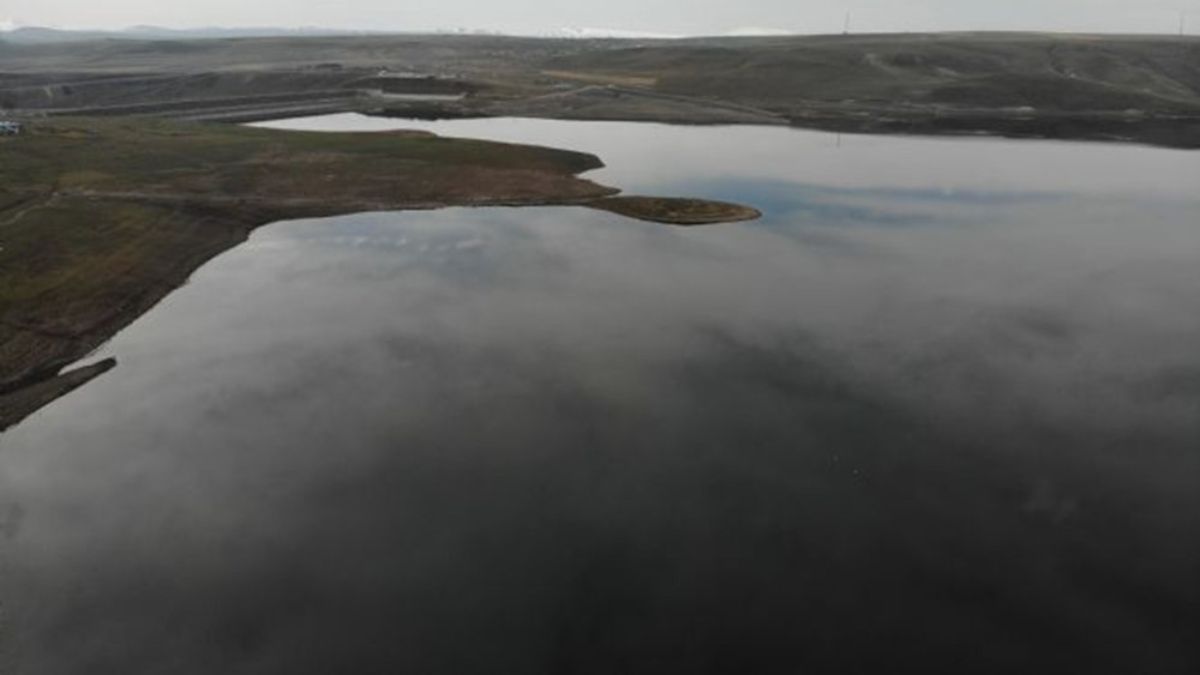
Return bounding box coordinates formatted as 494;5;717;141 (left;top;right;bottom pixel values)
0;117;616;430
4;33;1200;143
542;33;1200;115
0;117;758;430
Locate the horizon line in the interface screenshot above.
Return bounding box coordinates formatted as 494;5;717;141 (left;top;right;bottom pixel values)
1;22;1197;40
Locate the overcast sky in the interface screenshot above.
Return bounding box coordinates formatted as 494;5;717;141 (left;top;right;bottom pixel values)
3;0;1199;36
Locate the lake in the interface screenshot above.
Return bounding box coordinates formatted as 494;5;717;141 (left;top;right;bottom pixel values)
1;115;1197;673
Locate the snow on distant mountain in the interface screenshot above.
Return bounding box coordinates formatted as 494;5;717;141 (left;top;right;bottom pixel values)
724;27;795;37
542;27;682;39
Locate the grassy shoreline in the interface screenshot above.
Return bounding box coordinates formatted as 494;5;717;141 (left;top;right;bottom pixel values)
0;117;756;431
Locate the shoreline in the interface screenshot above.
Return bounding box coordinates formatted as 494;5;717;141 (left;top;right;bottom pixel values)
0;117;758;432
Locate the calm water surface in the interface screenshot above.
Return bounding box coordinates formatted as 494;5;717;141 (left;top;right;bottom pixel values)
1;116;1198;673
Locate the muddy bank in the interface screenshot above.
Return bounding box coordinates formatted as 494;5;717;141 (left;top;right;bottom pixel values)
0;359;116;432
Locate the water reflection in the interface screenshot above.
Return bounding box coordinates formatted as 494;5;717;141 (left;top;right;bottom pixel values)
1;119;1197;673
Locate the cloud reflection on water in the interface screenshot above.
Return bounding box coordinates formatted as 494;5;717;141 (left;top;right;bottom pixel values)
2;120;1198;674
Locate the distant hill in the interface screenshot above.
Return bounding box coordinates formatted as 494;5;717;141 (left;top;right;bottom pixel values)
2;31;1199;146
546;32;1200;114
0;25;685;44
0;25;381;44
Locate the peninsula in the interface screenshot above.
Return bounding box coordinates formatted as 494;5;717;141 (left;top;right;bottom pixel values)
0;117;756;431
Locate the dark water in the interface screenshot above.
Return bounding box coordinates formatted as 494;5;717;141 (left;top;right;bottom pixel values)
1;117;1198;673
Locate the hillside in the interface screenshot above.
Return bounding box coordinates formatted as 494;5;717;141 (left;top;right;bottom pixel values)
547;33;1200;114
3;32;1200;145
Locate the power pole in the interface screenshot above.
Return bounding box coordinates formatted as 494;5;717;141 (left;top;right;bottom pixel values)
1181;11;1187;36
843;11;852;35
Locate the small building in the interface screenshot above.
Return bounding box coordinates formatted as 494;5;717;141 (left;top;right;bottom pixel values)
0;120;22;136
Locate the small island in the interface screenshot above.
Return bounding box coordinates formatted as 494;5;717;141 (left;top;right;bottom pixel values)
0;118;758;431
589;196;762;226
